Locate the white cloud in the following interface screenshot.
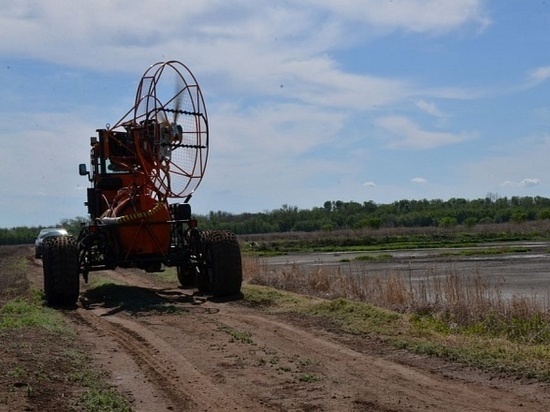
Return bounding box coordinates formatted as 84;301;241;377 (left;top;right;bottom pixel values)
276;59;412;110
188;100;366;213
500;179;541;188
415;99;445;118
459;135;550;197
212;102;347;157
3;0;537;226
520;178;541;187
375;116;476;150
305;0;491;33
0;111;91;196
0;110;96;225
527;66;550;85
0;0;482;113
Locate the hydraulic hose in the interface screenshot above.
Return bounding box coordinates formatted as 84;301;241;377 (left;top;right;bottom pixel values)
100;201;164;225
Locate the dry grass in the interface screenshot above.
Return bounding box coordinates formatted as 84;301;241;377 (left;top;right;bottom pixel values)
243;255;550;343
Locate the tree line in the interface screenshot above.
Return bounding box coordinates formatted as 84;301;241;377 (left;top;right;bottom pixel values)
197;195;550;234
3;195;550;244
0;218;87;246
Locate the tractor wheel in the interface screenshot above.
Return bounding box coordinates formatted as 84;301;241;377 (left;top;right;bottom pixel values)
177;265;197;289
42;236;80;307
200;230;242;298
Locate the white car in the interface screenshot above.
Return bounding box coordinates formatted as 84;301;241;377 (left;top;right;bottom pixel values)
34;228;69;258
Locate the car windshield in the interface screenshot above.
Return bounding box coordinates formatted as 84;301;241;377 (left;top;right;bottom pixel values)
38;228;67;238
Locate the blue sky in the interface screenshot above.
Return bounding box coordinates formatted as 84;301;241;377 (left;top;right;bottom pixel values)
1;1;550;227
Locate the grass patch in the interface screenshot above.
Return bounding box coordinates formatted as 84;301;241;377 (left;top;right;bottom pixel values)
243;285;403;338
67;349;132;412
353;253;393;262
240;224;546;254
219;325;255;344
297;373;322;383
0;292;68;332
305;297;403;336
56;349;133;411
0;290;132;411
440;246;531;257
242;284;550;381
243;284;306;309
153;266;181;283
78;388;132;412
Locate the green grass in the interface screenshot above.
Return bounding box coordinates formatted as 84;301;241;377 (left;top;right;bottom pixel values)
352;253;393;262
0;291;68;332
66;349;132;412
0;288;132;412
297;373;322;383
440;246;531;257
242;284;307;309
153;267;182;283
78;388;132;412
345;247;532;261
242;284;550;381
304;297;403;335
89;276;129;288
241;223;550;255
219;325;255;344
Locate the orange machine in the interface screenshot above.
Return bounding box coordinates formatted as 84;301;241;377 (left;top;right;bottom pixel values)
41;61;242;307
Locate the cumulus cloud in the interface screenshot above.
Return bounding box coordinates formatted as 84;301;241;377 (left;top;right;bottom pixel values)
363;181;376;187
376;116;476;150
0;1;486;112
411;177;428;184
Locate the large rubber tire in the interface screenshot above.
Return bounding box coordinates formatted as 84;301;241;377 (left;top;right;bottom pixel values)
42;236;80;307
177;265;197;289
200;230;242;297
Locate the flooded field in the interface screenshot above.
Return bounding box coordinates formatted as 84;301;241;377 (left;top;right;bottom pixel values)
264;242;550;302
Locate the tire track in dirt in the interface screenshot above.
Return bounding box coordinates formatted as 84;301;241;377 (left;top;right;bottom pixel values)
68;310;190;410
68;307;264;411
201;307;550;412
66;273;550;412
24;250;550;411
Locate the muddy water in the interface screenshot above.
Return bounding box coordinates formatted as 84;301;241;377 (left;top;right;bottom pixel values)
263;241;550;303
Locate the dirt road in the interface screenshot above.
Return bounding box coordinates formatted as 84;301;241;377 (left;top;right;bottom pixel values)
4;245;550;411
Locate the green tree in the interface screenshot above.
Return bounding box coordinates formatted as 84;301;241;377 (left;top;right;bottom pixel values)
463;217;477;228
438;217;457;228
538;208;550;220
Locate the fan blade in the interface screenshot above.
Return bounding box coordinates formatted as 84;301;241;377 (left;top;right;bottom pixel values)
173;79;183;124
158;109;170;127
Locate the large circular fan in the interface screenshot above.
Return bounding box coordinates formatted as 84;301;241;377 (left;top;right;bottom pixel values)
111;61;209;200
